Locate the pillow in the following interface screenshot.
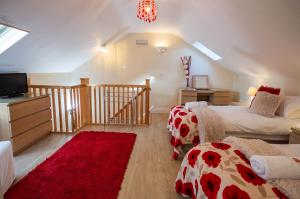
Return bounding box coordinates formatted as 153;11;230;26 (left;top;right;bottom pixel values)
257;85;281;95
277;96;300;119
249;91;282;117
250;85;281;108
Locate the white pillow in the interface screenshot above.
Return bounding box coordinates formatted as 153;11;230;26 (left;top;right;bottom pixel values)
185;101;208;110
277;96;300;119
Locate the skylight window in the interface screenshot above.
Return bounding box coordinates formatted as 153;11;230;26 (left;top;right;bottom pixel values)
193;42;222;61
0;24;28;55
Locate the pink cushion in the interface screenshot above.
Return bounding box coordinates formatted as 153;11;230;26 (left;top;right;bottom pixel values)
249;91;282;117
250;86;281;108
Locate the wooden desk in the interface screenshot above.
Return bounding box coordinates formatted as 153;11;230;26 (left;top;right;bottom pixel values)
289;128;300;144
178;88;232;105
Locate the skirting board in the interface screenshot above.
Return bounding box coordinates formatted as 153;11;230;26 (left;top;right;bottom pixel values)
150;106;170;114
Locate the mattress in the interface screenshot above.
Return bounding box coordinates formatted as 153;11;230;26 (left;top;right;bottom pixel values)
210;105;300;138
225;131;289;142
0;141;15;196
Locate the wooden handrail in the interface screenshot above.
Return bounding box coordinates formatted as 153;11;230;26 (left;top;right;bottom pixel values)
93;84;147;88
29;85;82;89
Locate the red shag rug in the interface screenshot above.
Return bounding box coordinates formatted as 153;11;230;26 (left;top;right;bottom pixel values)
5;131;136;199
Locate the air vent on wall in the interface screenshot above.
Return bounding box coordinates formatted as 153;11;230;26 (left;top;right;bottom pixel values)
136;39;148;46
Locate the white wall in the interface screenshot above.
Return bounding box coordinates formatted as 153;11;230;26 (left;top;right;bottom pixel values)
233;74;300;102
70;33;235;111
28;73;72;85
28;33;235;111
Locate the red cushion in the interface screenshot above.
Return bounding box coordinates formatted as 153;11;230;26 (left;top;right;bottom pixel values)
257;85;281;95
249;86;281;108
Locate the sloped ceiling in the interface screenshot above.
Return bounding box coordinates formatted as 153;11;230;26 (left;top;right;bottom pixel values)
0;0;299;78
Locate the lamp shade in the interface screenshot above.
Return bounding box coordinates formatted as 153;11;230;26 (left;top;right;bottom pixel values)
247;87;257;96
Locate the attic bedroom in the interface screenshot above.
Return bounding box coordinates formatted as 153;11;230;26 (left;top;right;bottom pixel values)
0;0;300;199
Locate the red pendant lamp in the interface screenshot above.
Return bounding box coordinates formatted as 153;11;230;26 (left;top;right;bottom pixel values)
137;0;158;23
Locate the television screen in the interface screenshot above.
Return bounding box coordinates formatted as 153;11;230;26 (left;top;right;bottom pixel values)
0;73;28;97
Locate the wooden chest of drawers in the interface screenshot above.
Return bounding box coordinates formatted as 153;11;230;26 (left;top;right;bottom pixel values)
0;95;52;154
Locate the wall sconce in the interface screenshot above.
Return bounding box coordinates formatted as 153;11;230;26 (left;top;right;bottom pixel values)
155;46;168;54
98;45;108;53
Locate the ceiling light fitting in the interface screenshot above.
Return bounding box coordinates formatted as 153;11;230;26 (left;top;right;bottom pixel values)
137;0;158;23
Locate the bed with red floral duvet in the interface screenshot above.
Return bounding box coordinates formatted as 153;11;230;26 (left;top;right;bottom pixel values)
167;106;200;159
175;141;291;199
167;105;225;160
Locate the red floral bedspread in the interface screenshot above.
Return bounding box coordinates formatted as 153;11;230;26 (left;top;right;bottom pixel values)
175;142;288;199
167;106;199;159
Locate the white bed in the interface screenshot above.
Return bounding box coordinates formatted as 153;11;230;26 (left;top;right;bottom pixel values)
210;105;300;141
0;141;15;197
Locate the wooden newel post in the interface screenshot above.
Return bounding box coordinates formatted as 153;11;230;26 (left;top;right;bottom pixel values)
145;79;150;125
80;78;91;125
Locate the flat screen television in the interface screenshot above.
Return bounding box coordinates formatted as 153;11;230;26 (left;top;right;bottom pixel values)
0;73;28;97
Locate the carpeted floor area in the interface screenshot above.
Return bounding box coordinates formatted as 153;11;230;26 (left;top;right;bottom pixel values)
5;131;136;199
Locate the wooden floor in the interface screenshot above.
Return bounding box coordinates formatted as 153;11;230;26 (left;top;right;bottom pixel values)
14;113;183;199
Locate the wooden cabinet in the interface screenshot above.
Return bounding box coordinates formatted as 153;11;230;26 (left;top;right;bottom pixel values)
178;88;232;105
0;95;51;154
178;89;197;105
289;128;300;144
211;89;232;105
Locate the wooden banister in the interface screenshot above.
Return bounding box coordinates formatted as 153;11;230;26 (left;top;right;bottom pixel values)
28;78;151;133
110;88;146;121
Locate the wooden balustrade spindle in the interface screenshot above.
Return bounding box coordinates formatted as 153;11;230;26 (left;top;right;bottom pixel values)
103;86;106;124
122;87;125;123
113;86;115;124
126;87;129;124
51;88;57;132
140;88;144;124
71;88;77;130
58;88;63;132
117;87;120;123
33;88;37;96
131;87;134;125
94;86;97;124
107;86;111;124
98;86;102;124
145;79;150;125
63;88;68;133
69;88;74;132
75;88;79;130
135;87;139;124
89;86;92;124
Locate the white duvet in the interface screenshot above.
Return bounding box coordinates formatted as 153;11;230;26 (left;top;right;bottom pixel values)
210;105;300;135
